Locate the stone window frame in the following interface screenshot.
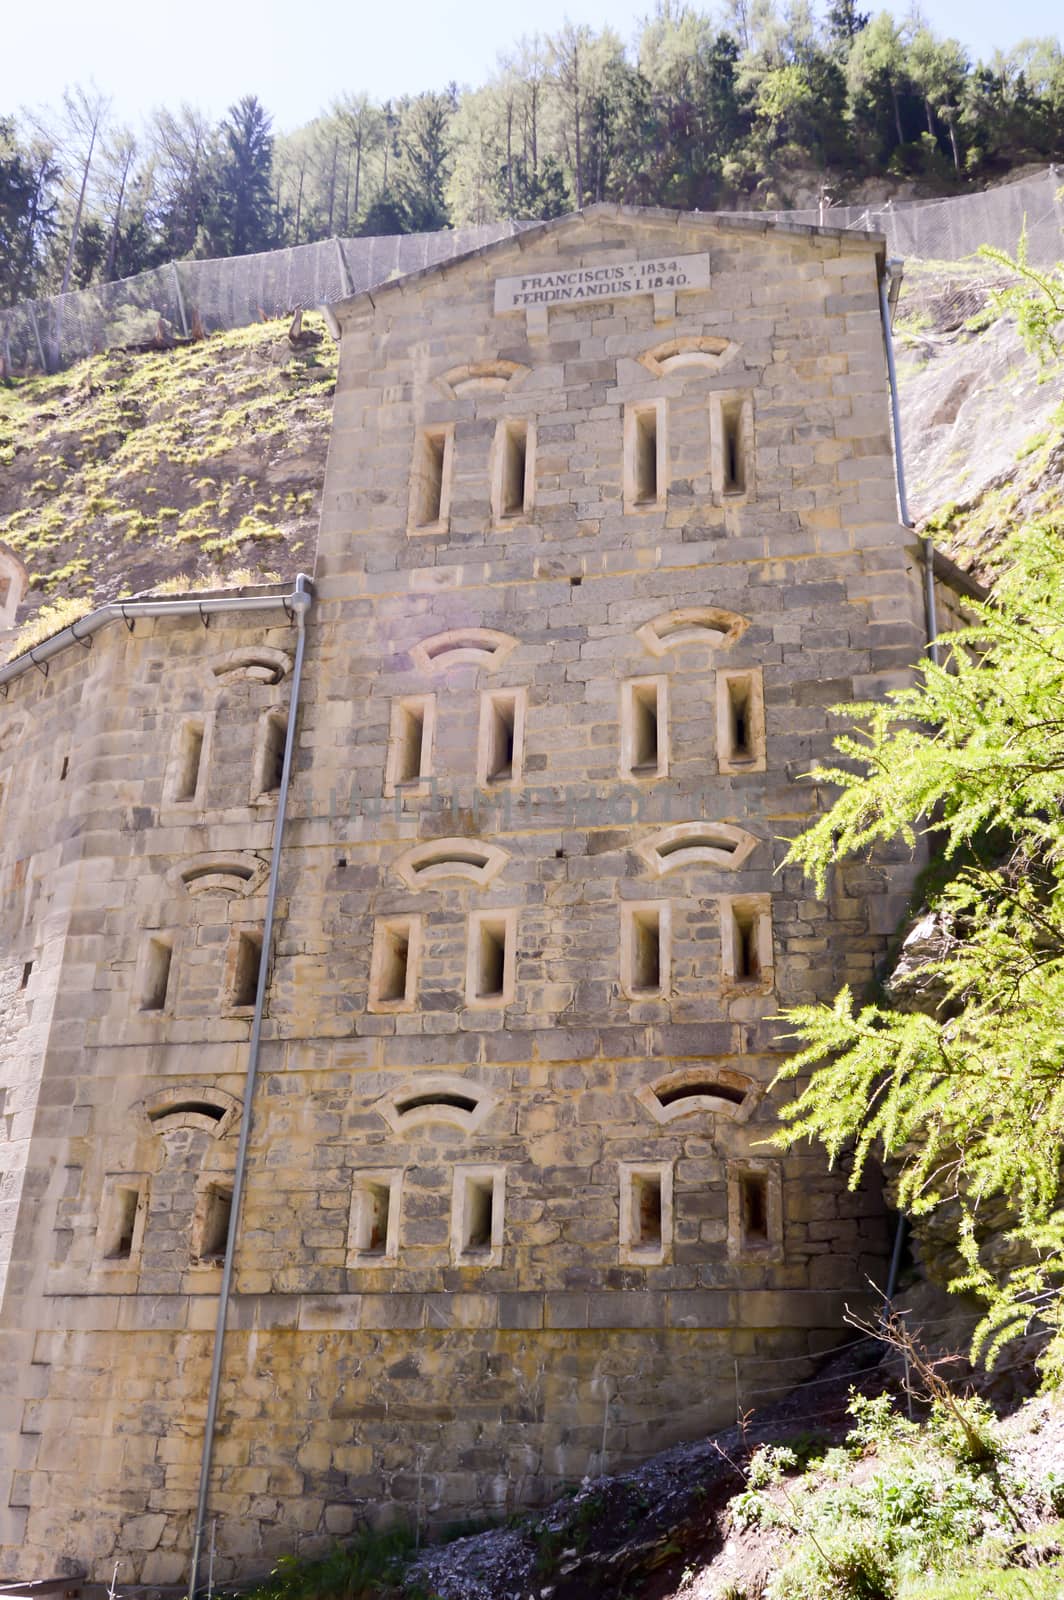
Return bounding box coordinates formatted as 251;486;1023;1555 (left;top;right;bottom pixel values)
719;894;774;993
716;666;766;774
407;423;456;536
451;1164;506;1267
171;852;270;899
637;335;738;379
618;1160;673;1266
209;646;292;686
635;820;759;877
464;907;518;1009
384;694;437;798
190;1176;235;1268
346;1169;403;1266
250;706;289;804
727;1158;783;1262
710;389;756;504
163;713;213;808
410;628;518;674
367;914;423;1013
619;675;669;782
376;1074;499;1135
138;1084;241;1139
636;1064;760;1125
476;686;527;788
94;1173;150;1270
623;398;668;513
436;360;529;399
135;931;176;1014
392;837;509;890
490;417;537;524
619;900;672;1000
636;606;749;657
223;924;264;1015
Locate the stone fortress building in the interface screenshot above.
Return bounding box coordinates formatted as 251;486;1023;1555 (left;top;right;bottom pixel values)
0;207;973;1585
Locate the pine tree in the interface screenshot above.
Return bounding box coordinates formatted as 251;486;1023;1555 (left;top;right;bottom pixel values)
773;514;1064;1365
211;96;276;257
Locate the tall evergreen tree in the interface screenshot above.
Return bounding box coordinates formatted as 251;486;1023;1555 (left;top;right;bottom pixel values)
0;121;58;304
391;91;454;232
210;96;276;257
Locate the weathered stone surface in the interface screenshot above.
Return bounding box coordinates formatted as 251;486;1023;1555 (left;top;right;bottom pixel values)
0;206;949;1583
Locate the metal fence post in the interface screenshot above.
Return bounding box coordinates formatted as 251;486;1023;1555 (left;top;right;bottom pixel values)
171;262;189;337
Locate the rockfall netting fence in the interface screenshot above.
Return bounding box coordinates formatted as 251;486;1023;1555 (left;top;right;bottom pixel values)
0;222;528;375
2;169;1061;375
755;165;1064;266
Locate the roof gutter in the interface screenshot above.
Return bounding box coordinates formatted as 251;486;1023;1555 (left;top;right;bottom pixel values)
0;584;306;694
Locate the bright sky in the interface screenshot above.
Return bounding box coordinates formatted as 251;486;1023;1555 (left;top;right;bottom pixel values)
2;0;1060;135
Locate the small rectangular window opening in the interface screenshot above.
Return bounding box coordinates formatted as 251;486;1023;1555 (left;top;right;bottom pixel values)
733;905;760;982
140;937;173;1012
464;1175;494;1254
622;678;667;779
231;931;263;1008
501;421;528;517
20;960;33;989
476;917;508;1002
632;683;659;770
413;429;448;528
373;919;413;1006
484;693;517;783
103;1185;141;1260
59;755;69;781
634;407;658;504
358;1182;391;1256
172;720;205;802
632;908;661;993
728;676;752;761
395;700;427;785
741;1173;769;1247
198;1184;233;1261
722;399;745;496
631;1172;663;1250
259;712;287;795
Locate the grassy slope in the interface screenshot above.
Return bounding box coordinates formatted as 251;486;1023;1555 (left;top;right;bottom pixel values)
0;315;336;634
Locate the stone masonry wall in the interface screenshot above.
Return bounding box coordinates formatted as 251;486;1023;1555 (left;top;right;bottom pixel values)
0;209;930;1584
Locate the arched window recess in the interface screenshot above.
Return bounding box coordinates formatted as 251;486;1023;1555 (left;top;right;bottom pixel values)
635;607;748;657
376;1075;498;1134
636;1066;759;1125
410;628;518;674
635;821;759;876
393;837;509;889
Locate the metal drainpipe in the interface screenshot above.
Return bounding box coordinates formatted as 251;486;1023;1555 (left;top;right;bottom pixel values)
877;259;933;1312
878;259;940;667
187;573;313;1598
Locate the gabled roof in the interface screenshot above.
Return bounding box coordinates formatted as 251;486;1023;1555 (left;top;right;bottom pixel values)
333;201;886;324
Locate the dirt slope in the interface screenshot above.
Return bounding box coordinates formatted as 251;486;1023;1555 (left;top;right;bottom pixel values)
0;315;336;634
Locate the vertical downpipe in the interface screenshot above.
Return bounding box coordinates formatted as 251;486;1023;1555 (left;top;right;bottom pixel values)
187;574;313;1597
878;259;939;666
878;259;933;1307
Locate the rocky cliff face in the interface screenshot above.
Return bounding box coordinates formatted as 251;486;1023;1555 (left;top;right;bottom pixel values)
897;259;1063;581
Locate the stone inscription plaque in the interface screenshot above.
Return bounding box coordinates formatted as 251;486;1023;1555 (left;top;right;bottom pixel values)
494;252;711;313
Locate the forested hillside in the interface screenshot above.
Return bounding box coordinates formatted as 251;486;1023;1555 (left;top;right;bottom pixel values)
1;4;1062;309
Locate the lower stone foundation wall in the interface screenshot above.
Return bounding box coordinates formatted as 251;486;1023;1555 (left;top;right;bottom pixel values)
3;1301;875;1584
